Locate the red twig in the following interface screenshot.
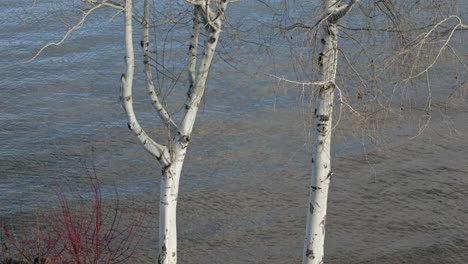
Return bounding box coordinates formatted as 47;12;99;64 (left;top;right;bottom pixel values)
1;166;146;264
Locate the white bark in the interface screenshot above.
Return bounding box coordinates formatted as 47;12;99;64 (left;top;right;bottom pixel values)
158;166;179;264
26;1;225;262
157;2;228;263
187;7;200;98
121;0;171;166
142;0;178;134
303;1;358;264
121;1;228;263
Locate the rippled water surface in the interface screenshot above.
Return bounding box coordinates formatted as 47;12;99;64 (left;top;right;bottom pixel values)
1;1;467;263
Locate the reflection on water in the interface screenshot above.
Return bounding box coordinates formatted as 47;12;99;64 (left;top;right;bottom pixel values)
1;1;467;263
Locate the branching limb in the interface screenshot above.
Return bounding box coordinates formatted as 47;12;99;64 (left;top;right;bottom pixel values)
185;0;237;3
24;0;145;64
409;72;432;139
278;1;359;32
122;0;170;167
338;23;435;33
405;15;467;81
184;0;203;5
186;0;224;30
83;0;124;10
446;44;468;72
84;0;144;23
266;73;328;86
337;47;369;94
267;74;360;116
335;83;360;116
23;3;105;63
279;22;314;31
187;7;201;99
328;0;359;23
180;1;229;136
142;0;178;135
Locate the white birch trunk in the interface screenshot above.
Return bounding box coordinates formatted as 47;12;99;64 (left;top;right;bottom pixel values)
122;0;170;166
303;1;358;263
122;1;228;263
142;0;178;134
158;3;227;260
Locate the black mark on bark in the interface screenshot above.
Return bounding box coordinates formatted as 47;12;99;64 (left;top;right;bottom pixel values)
158;245;167;264
311;186;321;192
320;219;326;234
317;115;330;122
180;135;190;144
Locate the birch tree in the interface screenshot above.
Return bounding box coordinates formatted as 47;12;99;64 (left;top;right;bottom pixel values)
26;0;230;263
267;1;466;263
123;1;229;263
299;2;359;263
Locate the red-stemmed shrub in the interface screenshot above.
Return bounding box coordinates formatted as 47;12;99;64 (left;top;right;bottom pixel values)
1;167;145;264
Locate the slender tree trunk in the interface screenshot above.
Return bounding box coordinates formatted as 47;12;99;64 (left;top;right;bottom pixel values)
157;14;226;264
158;166;181;264
149;2;227;263
302;21;337;264
303;1;358;263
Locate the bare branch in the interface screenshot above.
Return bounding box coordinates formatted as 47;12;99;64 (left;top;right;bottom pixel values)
84;0;124;11
187;7;201;99
181;1;229;136
338;24;435;33
186;0;227;31
335;84;360;116
266;73;328;86
328;0;359;22
337;47;369;96
279;22;314;31
267;74;360;116
23;0;146;64
23;3;105;63
122;0;170;167
405;15;466;81
409;72;432;139
185;0;203;5
142;0;178;135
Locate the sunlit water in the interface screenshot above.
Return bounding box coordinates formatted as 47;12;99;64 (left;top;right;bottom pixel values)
1;1;467;263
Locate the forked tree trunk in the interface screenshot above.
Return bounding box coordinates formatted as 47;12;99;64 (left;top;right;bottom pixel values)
158;6;226;264
303;1;358;264
122;1;228;263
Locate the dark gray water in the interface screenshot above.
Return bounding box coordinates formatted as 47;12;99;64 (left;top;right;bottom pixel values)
1;1;467;263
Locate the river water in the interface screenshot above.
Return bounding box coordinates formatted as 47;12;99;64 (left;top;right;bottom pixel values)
1;1;467;263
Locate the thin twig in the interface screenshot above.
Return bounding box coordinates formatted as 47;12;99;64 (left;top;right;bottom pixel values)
23;4;105;64
267;73;360;117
